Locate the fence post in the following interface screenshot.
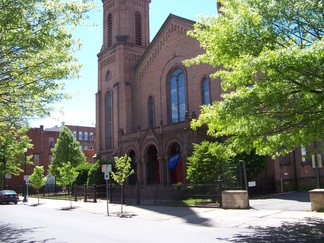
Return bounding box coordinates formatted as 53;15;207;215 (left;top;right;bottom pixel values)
84;184;87;202
93;184;97;203
74;184;77;201
217;176;223;208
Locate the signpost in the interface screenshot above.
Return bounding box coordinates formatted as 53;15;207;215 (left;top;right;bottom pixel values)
102;164;112;216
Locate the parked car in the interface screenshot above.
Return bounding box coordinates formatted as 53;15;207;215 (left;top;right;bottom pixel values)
0;190;19;204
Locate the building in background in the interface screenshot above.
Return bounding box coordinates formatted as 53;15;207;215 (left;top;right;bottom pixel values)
4;124;95;191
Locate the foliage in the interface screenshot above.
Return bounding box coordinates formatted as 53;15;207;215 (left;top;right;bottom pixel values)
0;124;31;189
75;162;92;185
30;166;47;190
185;0;324;157
0;0;95;124
111;155;134;214
56;162;79;208
56;162;79;188
30;166;47;205
187;141;233;184
87;160;106;186
49;127;85;179
111;155;134;186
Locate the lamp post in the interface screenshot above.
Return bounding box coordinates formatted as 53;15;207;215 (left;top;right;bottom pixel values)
23;148;27;202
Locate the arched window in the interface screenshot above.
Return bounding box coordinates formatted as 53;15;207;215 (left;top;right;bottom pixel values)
135;12;142;45
107;13;112;47
202;77;211;105
148;96;155;128
105;91;112;149
169;68;186;123
105;70;111;81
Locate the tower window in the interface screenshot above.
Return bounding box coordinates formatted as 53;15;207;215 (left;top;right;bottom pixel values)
148;96;155;128
108;13;112;47
135;12;142;45
105;91;113;149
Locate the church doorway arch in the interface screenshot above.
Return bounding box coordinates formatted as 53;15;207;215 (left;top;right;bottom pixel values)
146;145;159;185
128;150;137;185
168;142;184;184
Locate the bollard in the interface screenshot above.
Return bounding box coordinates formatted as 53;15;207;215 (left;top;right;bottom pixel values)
217;176;223;208
84;184;87;202
93;184;97;203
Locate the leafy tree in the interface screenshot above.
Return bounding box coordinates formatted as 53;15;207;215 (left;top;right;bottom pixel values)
111;155;134;213
0;0;95;125
29;166;47;205
87;160;105;186
0;124;31;189
49;127;86;180
185;0;324;157
56;162;79;208
187;141;233;184
75;162;92;185
0;0;94;189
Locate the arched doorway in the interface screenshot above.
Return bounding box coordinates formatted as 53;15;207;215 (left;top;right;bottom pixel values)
128;150;137;185
168;143;184;184
147;145;159;184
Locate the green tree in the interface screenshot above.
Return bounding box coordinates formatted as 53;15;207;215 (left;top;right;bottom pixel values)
29;166;47;205
75;162;92;185
0;0;95;125
57;162;79;208
87;160;105;186
0;124;31;189
49;127;86;180
185;0;324;157
111;155;134;214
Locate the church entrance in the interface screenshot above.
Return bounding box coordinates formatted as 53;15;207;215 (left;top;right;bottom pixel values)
146;145;159;184
168;143;184;184
128;150;137;185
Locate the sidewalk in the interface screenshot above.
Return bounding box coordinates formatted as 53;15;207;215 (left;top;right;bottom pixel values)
24;194;324;229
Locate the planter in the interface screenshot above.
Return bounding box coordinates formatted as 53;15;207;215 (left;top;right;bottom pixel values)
309;189;324;211
221;190;249;209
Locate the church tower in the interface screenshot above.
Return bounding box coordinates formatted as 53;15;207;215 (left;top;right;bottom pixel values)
96;0;151;159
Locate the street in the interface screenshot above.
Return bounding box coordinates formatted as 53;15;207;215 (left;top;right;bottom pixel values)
1;192;324;242
0;202;248;243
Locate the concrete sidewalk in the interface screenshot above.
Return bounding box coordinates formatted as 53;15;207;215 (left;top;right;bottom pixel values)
24;193;324;229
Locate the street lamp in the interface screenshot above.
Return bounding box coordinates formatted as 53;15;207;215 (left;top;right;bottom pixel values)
23;148;27;202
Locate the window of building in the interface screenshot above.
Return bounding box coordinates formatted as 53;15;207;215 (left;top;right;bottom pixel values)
72;131;77;139
148;96;155;128
108;13;112;47
49;137;54;148
301;145;309;164
135;12;142;45
34;154;40;166
202;77;211;105
105;70;112;81
90;132;94;141
84;132;88;141
105;91;113;149
169;68;186;123
79;131;83;141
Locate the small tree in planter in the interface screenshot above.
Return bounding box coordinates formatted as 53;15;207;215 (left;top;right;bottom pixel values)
57;162;79;209
30;166;47;205
111;155;134;214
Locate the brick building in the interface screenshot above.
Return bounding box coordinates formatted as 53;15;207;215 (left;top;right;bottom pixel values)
4;124;95;191
95;0;323;193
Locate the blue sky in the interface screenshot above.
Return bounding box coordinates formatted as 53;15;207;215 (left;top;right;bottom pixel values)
30;0;217;129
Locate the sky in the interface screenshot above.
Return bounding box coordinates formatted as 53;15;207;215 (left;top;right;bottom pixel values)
29;0;217;129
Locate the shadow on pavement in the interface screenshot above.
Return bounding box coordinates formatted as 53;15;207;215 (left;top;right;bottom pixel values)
132;205;212;226
218;217;324;242
0;223;56;243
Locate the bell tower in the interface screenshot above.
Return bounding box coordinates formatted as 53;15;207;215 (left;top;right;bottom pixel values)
96;0;151;158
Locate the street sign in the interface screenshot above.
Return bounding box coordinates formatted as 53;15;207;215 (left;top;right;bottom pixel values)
102;164;112;180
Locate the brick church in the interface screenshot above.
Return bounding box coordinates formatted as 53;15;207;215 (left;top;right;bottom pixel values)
95;0;323;192
95;0;220;186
